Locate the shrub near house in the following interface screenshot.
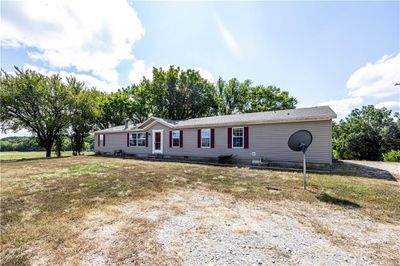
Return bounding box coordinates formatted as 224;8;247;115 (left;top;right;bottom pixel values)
383;150;400;162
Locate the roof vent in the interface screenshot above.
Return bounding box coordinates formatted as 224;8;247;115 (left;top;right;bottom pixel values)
124;118;129;129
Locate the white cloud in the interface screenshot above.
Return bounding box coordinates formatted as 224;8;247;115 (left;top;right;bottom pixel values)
319;54;400;118
375;101;400;112
24;64;119;92
195;68;214;83
318;97;363;120
346;54;400;98
128;60;153;85
128;60;214;84
216;17;240;57
1;0;145;83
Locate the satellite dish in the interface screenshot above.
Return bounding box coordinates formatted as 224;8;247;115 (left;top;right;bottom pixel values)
288;130;313;153
288;130;313;190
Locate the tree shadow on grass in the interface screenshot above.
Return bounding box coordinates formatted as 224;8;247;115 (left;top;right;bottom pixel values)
316;193;361;208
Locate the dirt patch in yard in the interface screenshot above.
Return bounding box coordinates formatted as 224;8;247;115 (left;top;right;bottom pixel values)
31;189;400;266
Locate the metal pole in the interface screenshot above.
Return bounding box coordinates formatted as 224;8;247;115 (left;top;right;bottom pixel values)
303;152;307;190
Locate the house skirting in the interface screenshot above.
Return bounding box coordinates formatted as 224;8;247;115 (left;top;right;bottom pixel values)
95;152;333;171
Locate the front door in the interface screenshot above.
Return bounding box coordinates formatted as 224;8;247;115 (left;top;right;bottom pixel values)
152;130;163;154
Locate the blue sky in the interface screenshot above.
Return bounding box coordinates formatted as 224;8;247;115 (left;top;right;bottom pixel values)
1;1;399;136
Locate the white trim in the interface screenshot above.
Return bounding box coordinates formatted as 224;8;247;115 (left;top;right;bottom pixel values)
139;117;173;130
99;134;104;147
137;117;155;128
171;130;180;148
200;128;211;148
232;127;244;149
152;129;164;154
128;132;146;147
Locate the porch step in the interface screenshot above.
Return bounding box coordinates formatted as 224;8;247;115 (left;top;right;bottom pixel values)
147;154;163;159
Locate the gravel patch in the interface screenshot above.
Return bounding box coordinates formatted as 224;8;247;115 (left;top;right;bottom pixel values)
344;160;400;175
157;191;376;266
42;189;399;265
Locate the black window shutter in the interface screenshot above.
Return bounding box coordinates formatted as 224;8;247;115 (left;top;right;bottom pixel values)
180;130;183;148
197;129;201;148
244;127;249;149
211;128;215;148
169;131;172;148
227;128;232;148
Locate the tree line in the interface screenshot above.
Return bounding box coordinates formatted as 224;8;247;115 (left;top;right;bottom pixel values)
0;136;94;152
333;105;400;162
98;66;297;127
0;66;297;157
1;67;398;161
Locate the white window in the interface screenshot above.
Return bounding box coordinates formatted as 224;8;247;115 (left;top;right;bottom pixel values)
172;130;180;147
201;128;210;148
99;134;104;146
130;133;137;146
137;133;145;147
232;127;244;148
130;133;145;147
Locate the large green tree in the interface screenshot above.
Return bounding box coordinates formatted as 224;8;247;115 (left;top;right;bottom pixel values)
246;85;297;112
215;77;251;115
115;66;218;124
126;79;153;124
214;79;297;115
67;77;101;155
177;68;218;119
0;68;72;157
1;65;298;153
381;112;400;152
148;66;218;119
97;90;133;129
333;105;397;160
95;66;297;127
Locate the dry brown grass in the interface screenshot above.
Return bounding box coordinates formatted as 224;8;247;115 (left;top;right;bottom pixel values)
1;155;399;265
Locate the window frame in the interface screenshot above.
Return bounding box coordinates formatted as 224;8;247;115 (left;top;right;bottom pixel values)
172;130;180;148
129;132;146;147
99;134;104;146
201;128;211;148
232;127;244;149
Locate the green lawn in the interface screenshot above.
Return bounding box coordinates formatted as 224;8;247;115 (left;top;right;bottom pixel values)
0;151;93;161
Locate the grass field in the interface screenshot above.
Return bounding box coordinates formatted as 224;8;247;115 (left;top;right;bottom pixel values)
0;151;93;161
1;156;399;265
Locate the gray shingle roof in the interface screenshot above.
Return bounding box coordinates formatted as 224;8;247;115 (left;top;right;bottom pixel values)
95;106;336;133
172;106;336;127
95;123;142;133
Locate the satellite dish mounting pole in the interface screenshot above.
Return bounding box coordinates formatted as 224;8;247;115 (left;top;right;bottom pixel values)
288;130;312;190
303;150;307;190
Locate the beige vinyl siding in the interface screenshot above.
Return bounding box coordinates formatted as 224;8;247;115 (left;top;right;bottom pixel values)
95;132;151;154
95;120;333;164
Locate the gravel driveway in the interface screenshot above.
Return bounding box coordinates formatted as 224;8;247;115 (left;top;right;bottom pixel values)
37;189;400;265
343;160;400;175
